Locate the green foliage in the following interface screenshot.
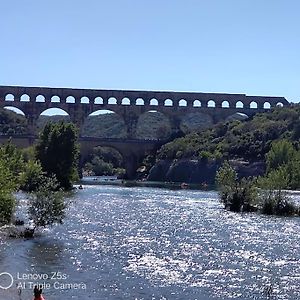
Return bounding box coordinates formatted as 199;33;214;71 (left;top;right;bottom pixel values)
36;122;79;190
266;140;295;173
0;192;15;225
84;146;125;176
0;108;27;135
0;141;25;181
260;189;297;216
20;160;45;192
216;161;258;212
0;143;21;224
158;106;300;162
28;176;66;228
264;140;300;189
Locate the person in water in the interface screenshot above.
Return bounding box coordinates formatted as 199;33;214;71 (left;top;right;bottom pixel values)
33;285;45;300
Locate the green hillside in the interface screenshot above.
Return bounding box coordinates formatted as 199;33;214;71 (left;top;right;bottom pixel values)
157;105;300;161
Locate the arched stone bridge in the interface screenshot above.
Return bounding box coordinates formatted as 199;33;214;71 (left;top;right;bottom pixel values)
0;85;289;137
0;85;290;178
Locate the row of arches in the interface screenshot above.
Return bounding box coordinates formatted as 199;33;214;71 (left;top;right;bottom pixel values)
2;105;250;138
2;93;284;109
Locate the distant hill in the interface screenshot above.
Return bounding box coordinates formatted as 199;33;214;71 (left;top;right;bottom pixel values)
0;108;28;135
157;106;300;161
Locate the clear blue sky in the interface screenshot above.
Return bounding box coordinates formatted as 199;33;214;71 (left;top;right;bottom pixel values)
0;0;299;102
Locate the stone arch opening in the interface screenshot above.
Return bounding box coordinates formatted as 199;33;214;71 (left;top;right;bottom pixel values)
207;100;215;108
121;97;130;105
36;95;46;102
135;98;144;106
236;101;244;108
5;94;14;101
94;97;104;104
37;108;70;133
136;110;172;140
164;99;173;106
193;100;201;107
4;106;25;116
108;97;117;105
66;96;76;103
179;99;187;107
250;101;258;109
221;101;230;108
226;112;249;122
150;98;158;106
82;109;126;138
82;145;125;177
81;96;90;104
51;95;60;103
180;112;213;134
2;106;28;135
264;102;271;109
20;94;30;102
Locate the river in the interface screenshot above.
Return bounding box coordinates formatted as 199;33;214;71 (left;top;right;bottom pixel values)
0;185;300;299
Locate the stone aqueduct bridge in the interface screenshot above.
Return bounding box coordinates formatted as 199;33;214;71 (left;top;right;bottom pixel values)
0;85;290;178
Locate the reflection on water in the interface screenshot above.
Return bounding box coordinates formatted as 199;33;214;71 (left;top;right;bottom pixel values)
0;186;300;299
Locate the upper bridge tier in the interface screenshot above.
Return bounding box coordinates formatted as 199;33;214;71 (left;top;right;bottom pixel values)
0;85;289;109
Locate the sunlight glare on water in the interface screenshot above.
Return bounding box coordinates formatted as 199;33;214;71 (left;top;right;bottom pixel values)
1;186;300;299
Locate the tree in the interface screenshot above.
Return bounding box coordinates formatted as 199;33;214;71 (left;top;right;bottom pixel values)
35;122;79;190
28;176;66;229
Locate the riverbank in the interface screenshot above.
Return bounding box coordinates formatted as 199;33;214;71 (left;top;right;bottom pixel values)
79;176;213;190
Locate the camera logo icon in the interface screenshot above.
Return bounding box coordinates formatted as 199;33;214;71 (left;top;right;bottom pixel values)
0;272;14;289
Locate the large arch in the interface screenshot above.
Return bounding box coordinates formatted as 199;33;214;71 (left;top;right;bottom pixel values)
37;108;71;133
82;145;125;177
1;106;28;135
81;109;126;138
136;110;172;140
180;112;213;134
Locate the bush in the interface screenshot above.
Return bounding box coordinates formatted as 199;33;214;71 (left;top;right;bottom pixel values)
0;192;15;225
20;160;45;192
216;161;258;212
28;176;66;229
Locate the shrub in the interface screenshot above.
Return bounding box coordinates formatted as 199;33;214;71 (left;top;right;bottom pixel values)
216;161;258;212
28;176;66;229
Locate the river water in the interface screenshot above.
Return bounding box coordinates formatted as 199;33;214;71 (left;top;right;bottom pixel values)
1;185;300;300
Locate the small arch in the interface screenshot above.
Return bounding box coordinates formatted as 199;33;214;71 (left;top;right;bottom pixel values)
236;101;244;108
193;100;201;107
20;94;30;102
135;98;144;106
81;96;89;104
94;97;104;104
36;95;45;102
66;96;76;103
263;102;271;109
51;95;60;103
108;97;117;105
250;101;258;109
221;101;230;108
276;102;283;107
121;97;130;105
4;106;25;116
179;99;187;107
164;99;173;106
150;98;158;106
5;94;14;101
207;100;215;108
